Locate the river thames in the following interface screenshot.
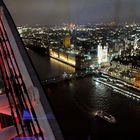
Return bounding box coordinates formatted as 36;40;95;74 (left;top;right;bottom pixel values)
28;50;140;140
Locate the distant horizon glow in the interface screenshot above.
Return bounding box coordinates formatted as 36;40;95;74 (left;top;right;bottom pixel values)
4;0;140;26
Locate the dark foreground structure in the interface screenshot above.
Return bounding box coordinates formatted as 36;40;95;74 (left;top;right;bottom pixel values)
0;1;63;139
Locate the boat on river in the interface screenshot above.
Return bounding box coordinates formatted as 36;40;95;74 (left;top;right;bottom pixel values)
94;110;116;124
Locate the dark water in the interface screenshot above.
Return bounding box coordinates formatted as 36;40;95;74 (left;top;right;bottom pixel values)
28;50;140;140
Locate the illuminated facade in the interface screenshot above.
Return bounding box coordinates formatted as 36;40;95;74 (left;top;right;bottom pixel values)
49;48;93;69
98;43;108;66
63;33;71;48
49;49;76;66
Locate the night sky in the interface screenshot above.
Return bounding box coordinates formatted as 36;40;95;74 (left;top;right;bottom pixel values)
4;0;140;25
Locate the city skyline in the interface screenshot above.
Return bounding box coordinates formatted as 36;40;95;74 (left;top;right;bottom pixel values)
4;0;140;26
1;1;140;140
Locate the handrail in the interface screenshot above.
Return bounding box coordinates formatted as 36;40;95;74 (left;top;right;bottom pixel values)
0;16;44;139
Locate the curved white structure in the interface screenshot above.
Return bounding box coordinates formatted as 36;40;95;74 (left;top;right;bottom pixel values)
0;1;63;140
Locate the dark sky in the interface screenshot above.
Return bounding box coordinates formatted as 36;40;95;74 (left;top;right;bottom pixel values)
4;0;140;25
